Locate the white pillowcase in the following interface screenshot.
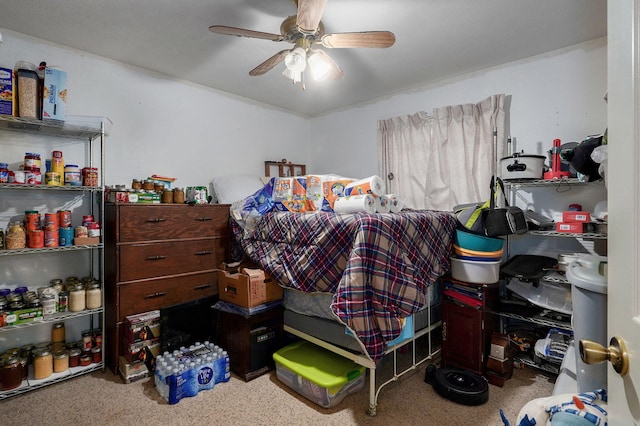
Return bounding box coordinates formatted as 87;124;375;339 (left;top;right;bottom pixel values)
211;175;265;204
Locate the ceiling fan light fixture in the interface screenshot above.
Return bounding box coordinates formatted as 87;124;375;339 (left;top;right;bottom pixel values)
284;47;307;73
307;50;332;81
282;67;302;83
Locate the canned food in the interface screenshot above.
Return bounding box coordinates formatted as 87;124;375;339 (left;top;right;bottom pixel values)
44;229;59;247
87;222;100;238
25;170;41;185
28;229;44;248
57;210;72;228
9;170;25;184
82;167;98;186
74;226;88;238
44;213;59;230
59;227;74;246
45;171;62;186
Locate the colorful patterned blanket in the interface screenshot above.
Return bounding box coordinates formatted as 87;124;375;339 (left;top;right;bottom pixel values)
232;209;456;363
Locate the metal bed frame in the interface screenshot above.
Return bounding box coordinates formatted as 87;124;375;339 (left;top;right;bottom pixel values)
283;287;441;416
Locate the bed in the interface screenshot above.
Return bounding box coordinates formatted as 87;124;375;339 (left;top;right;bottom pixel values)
229;205;457;415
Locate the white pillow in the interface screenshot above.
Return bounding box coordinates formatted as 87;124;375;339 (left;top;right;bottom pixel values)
211;175;265;204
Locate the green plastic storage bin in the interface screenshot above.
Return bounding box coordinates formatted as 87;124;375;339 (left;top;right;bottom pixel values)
273;340;365;408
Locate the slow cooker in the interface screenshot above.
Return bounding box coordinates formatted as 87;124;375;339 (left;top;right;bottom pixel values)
500;152;546;180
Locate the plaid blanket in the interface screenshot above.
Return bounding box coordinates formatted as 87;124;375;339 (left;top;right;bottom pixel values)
232;209;456;363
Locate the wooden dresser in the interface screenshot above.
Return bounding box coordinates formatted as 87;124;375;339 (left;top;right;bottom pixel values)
104;203;230;373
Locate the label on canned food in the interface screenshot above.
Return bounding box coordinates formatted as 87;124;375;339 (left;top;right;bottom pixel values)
25;171;42;185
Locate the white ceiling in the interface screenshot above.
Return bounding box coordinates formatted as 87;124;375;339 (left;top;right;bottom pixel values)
0;0;606;117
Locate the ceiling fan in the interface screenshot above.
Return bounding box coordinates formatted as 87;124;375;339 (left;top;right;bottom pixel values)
209;0;396;87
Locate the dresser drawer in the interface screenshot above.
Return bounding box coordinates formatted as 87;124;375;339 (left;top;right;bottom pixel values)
118;239;225;281
117;204;230;242
117;272;218;320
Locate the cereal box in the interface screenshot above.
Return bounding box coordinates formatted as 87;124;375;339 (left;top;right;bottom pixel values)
42;67;67;122
0;67;13;116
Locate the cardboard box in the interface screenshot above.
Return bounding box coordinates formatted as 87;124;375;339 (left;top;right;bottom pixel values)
0;67;13;116
123;337;161;369
42;67;67;122
218;265;283;309
119;355;149;377
562;211;591;223
74;236;100;245
124;310;161;343
4;307;44;325
120;368;151;384
556;222;587;233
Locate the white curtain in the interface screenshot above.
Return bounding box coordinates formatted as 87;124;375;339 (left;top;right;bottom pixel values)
377;94;506;211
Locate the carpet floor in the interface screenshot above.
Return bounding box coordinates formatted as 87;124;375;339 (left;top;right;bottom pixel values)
0;353;555;426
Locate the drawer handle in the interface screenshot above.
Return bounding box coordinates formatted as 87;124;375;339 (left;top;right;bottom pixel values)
146;218;167;223
144;292;166;299
146;255;167;261
194;284;213;291
196;217;213;222
195;250;213;256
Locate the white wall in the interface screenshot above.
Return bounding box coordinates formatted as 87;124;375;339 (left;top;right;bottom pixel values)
309;38;607;180
0;30;311;189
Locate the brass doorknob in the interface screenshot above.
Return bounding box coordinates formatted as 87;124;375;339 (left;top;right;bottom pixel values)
580;336;629;376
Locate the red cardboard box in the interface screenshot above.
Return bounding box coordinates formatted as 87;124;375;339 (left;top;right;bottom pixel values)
556;222;586;233
562;211;591;223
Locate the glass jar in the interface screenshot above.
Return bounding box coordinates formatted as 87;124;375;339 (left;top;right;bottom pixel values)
81;330;93;351
41;294;56;315
68;348;81;367
90;346;102;364
79;354;91;367
173;187;185;204
5;222;26;250
131;179;142;190
85;283;102;309
153;182;165;192
1;356;23;390
69;285;86;312
51;322;66;343
53;351;69;373
142;179;155;191
33;349;53;380
23;152;41;172
162;189;173;203
0;162;9;183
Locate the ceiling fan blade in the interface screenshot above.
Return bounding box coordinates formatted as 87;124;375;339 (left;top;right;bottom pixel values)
249;50;290;76
209;25;283;41
320;31;396;49
296;0;328;33
314;50;344;80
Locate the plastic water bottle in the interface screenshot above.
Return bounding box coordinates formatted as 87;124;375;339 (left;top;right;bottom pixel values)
154;360;169;401
199;355;215;391
214;352;225;384
221;350;230;383
186;361;198;397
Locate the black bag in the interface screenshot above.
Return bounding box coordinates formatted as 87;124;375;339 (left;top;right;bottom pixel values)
482;177;528;237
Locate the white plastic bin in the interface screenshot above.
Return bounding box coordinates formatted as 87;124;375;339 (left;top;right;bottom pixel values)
566;254;608;393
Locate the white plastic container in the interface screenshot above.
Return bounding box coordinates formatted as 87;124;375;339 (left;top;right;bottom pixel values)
450;256;500;284
506;278;573;314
